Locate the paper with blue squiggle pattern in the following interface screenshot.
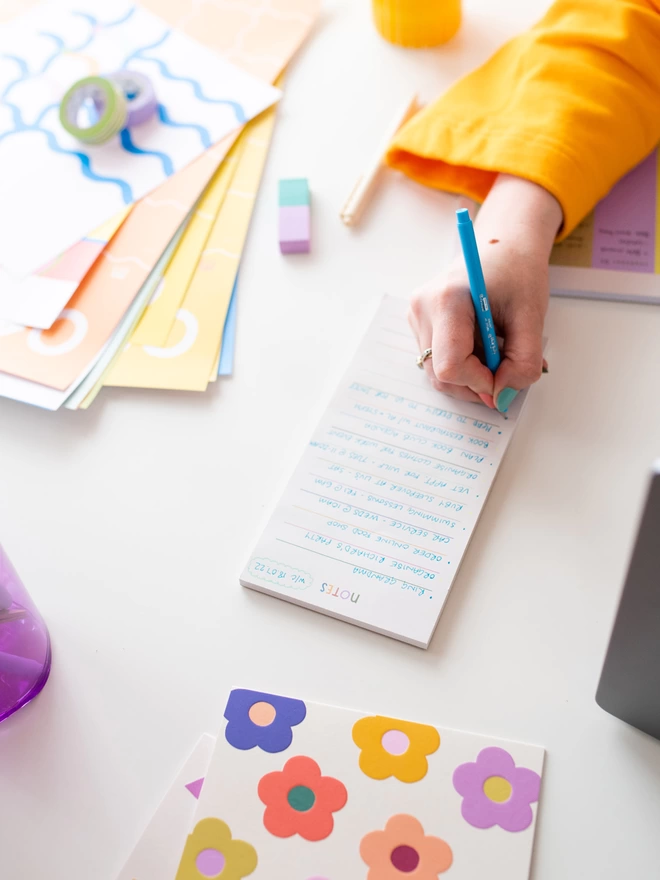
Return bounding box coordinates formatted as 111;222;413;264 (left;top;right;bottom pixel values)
0;0;280;279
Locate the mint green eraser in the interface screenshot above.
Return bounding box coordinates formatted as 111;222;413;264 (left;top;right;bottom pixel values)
279;178;310;207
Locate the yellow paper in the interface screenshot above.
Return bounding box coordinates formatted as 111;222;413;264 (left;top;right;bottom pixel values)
76;153;242;407
87;207;131;243
104;107;276;392
130;155;240;346
75;214;193;410
209;348;221;383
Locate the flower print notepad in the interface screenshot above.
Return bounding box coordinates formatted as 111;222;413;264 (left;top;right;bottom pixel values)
174;688;545;879
241;295;536;648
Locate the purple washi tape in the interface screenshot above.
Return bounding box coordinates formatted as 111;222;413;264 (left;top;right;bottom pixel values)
108;69;158;127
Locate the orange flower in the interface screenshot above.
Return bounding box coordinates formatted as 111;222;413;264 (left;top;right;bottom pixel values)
258;755;347;841
352;715;440;783
360;814;452;879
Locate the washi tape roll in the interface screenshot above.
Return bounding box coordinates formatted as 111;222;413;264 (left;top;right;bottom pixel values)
108;70;158;127
59;76;127;145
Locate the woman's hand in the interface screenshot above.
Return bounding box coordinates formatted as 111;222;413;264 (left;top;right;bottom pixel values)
409;175;563;412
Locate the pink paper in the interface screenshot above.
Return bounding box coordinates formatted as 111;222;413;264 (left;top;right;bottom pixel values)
592;149;657;273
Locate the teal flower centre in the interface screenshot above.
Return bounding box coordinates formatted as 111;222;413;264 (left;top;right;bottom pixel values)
287;784;316;812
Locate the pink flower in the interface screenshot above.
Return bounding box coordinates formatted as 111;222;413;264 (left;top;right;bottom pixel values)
360;814;452;879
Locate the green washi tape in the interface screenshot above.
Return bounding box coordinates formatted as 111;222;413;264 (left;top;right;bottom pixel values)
59;76;128;145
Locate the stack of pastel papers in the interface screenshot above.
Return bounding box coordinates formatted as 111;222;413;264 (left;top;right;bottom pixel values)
116;687;545;880
0;0;319;410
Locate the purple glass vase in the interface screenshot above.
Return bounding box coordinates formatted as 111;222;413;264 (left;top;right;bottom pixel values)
0;544;51;722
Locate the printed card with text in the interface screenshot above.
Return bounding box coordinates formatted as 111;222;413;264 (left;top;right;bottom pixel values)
175;689;544;880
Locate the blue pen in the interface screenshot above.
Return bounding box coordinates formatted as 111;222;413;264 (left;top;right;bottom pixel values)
456;208;501;372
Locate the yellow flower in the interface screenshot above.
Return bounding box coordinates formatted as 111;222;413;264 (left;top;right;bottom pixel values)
352;715;440;783
175;817;257;880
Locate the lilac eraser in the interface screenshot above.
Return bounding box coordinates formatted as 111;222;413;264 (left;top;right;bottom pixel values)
279;205;310;254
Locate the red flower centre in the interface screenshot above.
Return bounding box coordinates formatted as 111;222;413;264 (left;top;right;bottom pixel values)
390;844;420;872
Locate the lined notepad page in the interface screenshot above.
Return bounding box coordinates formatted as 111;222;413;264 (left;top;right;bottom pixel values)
241;295;531;648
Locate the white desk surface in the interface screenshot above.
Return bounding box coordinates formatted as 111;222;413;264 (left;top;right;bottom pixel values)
1;0;659;877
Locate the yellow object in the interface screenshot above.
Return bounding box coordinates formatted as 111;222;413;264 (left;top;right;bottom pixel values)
103;105;276;392
130;153;239;346
351;715;440;783
175;817;257;880
94;141;245;392
88;207;131;243
386;0;660;238
483;775;513;803
208;348;221;382
372;0;460;47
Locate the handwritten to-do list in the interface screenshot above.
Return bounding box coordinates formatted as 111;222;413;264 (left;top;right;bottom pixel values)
241;296;532;648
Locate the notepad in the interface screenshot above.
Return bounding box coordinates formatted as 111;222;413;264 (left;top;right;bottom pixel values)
174;687;545;880
549;147;660;303
241;295;534;648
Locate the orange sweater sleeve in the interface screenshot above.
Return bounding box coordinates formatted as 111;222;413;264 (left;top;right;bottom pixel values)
385;0;660;237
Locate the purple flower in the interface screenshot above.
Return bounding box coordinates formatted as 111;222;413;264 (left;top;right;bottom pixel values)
223;688;306;753
452;747;541;832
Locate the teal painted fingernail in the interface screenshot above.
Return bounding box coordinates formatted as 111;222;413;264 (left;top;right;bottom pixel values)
496;387;518;413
